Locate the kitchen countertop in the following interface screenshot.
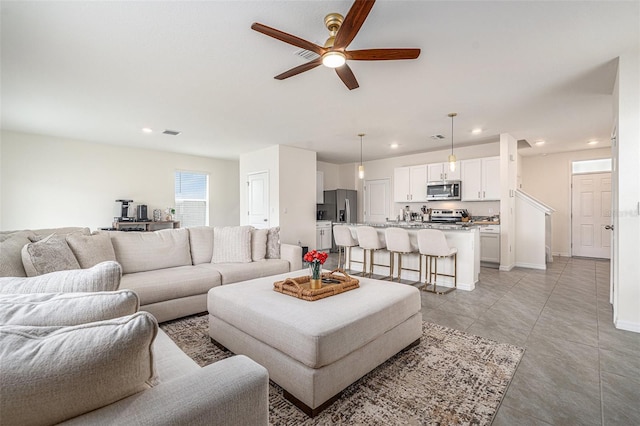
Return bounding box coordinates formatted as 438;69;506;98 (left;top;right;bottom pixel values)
343;222;478;231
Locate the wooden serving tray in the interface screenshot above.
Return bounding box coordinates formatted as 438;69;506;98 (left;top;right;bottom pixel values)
273;269;359;301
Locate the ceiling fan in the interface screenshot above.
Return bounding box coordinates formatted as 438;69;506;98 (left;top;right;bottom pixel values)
251;0;420;90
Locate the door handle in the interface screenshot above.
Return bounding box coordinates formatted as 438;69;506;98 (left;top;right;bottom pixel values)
604;225;614;230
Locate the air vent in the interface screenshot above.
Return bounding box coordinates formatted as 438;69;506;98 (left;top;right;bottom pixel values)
162;129;181;136
295;48;320;61
430;134;445;140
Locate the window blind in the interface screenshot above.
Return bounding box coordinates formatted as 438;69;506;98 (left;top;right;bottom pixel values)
174;171;209;228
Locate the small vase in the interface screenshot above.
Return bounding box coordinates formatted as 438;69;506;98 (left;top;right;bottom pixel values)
309;278;322;289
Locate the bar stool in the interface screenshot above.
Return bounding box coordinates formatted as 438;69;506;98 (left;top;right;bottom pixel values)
384;227;421;282
332;225;361;273
417;229;457;294
356;226;387;278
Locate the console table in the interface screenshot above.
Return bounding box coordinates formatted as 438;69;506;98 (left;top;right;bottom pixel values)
112;221;180;232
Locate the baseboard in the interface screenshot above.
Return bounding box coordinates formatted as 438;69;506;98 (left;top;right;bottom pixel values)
615;319;640;333
499;263;514;272
553;252;570;257
514;262;546;270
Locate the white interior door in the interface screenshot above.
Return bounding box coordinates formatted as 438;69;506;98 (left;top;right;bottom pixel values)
247;171;269;229
365;179;390;223
571;172;611;258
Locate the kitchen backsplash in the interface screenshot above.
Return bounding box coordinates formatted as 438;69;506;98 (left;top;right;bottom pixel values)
396;200;500;218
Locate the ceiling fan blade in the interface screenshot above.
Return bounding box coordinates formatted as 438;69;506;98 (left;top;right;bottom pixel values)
333;0;376;49
347;48;421;61
335;64;359;90
274;57;323;80
251;22;326;56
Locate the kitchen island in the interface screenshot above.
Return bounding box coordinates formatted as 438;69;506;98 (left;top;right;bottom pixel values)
341;222;480;291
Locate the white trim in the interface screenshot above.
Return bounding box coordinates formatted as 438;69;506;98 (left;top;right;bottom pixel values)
499;263;515;271
615;319;640;334
515;262;547;270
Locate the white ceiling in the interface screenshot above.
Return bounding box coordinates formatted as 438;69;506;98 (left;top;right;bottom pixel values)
1;1;638;164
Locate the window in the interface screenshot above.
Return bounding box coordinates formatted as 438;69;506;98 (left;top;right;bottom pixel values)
174;171;209;228
572;158;611;174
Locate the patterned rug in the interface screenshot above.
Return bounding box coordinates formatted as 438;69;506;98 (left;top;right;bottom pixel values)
160;314;524;425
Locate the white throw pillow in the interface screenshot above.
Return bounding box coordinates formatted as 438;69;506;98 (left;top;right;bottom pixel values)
0;261;122;294
265;227;281;259
66;232;117;269
212;226;252;263
0;312;157;426
251;228;269;261
0;290;139;326
21;234;81;276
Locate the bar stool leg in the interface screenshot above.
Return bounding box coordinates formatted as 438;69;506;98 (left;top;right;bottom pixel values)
347;246;352;272
369;249;375;277
388;252;395;281
337;246;344;270
397;253;402;282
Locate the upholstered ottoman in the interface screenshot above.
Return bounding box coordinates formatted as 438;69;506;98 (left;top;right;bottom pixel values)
207;271;422;416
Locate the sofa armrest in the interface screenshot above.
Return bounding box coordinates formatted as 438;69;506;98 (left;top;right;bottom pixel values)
60;355;269;426
280;243;302;271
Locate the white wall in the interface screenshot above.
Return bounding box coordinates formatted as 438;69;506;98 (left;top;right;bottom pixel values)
240;145;316;248
520;147;611;256
0;130;239;231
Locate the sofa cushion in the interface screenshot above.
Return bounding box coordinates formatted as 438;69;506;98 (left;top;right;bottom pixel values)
0;230;35;277
109;228;192;274
0;290;139;326
188;226;214;265
152;329;200;384
266;227;280;259
120;265;221;306
21;234;81;276
197;259;290;285
66;233;117;269
212;226;252;264
251;228;268;261
0;261;122;294
0;312;157;426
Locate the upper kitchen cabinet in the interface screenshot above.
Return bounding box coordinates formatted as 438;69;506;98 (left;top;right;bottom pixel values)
427;162;461;182
394;165;428;202
461;156;500;201
316;171;324;204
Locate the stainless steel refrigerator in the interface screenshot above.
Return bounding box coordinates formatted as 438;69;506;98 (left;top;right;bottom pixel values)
317;189;357;251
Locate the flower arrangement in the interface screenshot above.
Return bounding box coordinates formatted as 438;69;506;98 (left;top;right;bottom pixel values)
304;250;328;280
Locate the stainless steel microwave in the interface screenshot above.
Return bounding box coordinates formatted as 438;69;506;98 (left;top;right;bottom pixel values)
427;181;461;200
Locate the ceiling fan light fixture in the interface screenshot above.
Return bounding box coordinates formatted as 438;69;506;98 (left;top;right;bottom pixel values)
322;51;346;68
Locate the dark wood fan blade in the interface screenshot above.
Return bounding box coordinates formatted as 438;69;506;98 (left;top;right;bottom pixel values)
333;0;376;49
274;57;323;80
346;48;421;61
251;22;326;56
335;64;359;90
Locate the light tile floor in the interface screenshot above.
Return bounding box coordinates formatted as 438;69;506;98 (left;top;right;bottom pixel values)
324;254;640;425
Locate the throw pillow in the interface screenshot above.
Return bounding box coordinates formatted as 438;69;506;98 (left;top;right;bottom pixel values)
0;312;157;426
66;232;117;269
251;228;269;261
0;290;139;326
21;234;81;277
188;226;214;265
0;231;35;277
265;226;281;259
212;226;252;263
0;261;122;294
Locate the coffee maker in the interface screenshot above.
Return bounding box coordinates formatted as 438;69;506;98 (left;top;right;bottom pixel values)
115;199;134;222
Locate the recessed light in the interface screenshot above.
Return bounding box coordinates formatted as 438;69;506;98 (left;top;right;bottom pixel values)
390;143;399;149
534;140;545;146
588;140;599;145
142;128;153;133
471;128;482;135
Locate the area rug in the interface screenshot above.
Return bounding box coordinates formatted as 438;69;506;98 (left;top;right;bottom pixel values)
160;314;524;425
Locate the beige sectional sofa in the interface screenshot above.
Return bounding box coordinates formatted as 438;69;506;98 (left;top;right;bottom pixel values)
0;265;269;425
0;225;303;322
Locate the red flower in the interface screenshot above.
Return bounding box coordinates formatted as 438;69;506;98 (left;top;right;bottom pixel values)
304;250;328;264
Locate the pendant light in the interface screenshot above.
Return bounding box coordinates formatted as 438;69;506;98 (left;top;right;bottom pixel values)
448;113;457;172
358;133;365;179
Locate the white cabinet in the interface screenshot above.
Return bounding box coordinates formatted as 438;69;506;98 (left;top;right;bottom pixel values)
480;226;501;265
393;165;427;202
461;156;500;201
316;221;332;250
427;162;460;182
316;171;324;204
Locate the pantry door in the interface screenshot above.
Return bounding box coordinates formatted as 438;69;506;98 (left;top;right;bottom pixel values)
364;179;390;223
247;171;269;229
571;172;611;258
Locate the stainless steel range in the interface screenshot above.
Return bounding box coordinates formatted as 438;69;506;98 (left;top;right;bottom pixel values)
430;209;469;223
